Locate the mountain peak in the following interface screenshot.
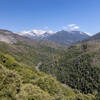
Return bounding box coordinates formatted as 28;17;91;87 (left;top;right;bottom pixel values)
18;30;55;36
0;29;13;35
0;29;16;44
17;29;90;45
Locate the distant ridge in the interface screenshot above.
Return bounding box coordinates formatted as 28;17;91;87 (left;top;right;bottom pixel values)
18;30;90;46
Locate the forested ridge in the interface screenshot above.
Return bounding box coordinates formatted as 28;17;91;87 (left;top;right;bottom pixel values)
39;42;100;99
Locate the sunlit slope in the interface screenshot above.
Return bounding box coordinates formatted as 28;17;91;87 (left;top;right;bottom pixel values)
0;52;84;100
0;29;65;67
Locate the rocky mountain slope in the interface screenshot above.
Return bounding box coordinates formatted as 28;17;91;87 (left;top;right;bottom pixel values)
39;32;100;99
0;29;16;44
0;52;77;100
18;30;90;46
0;29;66;67
87;32;100;40
46;30;90;45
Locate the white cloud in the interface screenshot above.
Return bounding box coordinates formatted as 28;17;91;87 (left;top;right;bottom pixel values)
67;24;80;30
68;24;76;27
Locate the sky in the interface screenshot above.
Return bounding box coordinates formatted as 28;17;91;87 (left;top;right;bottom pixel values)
0;0;100;34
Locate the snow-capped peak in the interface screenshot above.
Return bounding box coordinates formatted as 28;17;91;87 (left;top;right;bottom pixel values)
80;32;84;34
46;30;55;34
31;30;46;36
18;30;55;36
68;31;92;36
18;31;30;35
17;30;56;40
84;32;92;36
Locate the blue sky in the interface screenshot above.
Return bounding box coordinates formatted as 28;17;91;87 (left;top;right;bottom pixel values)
0;0;100;34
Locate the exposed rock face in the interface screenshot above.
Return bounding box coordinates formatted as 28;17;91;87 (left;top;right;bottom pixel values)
0;29;16;44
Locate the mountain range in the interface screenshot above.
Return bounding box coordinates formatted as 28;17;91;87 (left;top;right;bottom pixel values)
0;29;100;100
18;30;90;46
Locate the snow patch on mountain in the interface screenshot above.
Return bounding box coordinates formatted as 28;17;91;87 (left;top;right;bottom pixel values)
17;29;91;42
84;32;92;36
18;30;55;36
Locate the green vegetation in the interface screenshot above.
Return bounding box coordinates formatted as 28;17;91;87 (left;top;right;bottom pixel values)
39;43;100;97
0;30;100;100
0;39;63;67
0;52;74;100
0;51;96;100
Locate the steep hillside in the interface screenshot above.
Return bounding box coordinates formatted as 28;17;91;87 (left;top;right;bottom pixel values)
0;29;17;44
39;39;100;96
0;29;66;67
87;32;100;40
0;51;95;100
46;30;89;45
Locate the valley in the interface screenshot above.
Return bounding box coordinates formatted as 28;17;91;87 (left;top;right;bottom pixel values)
0;29;100;100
